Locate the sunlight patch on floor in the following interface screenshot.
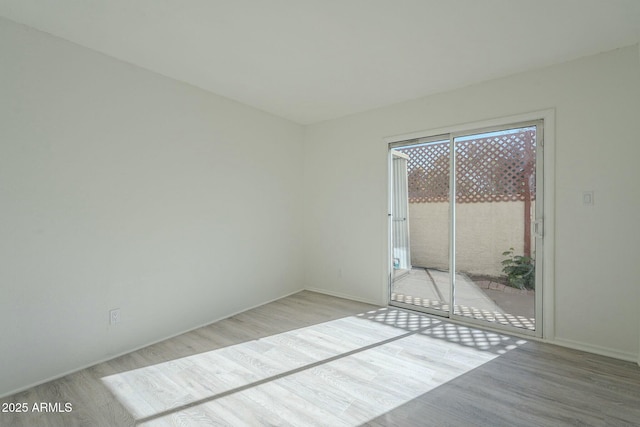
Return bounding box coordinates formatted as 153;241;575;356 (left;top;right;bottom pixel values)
102;308;525;426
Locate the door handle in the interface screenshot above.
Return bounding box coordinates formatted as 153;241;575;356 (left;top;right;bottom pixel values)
533;219;543;238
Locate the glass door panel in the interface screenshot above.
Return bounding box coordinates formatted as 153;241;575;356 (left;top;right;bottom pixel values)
453;126;538;331
390;140;451;315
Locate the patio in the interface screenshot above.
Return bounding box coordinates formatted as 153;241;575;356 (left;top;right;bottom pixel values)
391;267;535;331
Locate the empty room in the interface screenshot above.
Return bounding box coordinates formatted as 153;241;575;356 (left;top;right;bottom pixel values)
1;1;639;426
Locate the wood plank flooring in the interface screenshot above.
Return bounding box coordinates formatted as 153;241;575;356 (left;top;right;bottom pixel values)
1;291;639;426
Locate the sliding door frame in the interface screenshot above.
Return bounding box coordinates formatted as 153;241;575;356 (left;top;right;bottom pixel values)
386;110;555;340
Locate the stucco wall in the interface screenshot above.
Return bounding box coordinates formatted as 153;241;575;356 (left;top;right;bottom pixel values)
409;201;528;276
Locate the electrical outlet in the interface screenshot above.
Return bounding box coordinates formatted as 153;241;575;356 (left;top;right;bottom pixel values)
582;190;594;206
109;308;121;325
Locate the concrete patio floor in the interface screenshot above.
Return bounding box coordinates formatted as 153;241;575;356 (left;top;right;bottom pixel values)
391;267;535;331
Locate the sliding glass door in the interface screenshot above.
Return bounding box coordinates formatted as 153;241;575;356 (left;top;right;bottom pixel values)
389;121;543;336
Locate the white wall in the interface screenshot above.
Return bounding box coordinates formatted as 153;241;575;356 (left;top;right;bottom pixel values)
304;45;640;360
0;18;304;397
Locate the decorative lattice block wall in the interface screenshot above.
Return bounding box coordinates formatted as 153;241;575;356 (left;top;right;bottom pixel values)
399;130;536;203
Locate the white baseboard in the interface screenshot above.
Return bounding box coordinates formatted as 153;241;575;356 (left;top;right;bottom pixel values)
0;288;305;399
304;287;383;306
552;337;638;363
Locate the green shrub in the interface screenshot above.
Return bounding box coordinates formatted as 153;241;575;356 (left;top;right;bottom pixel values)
501;248;535;290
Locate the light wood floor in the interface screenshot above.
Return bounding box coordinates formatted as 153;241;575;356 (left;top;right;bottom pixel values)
2;291;640;426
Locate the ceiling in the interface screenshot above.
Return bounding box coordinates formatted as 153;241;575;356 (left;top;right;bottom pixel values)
1;0;639;125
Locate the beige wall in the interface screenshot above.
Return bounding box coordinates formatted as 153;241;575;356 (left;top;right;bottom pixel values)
409;201;526;276
408;202;449;271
